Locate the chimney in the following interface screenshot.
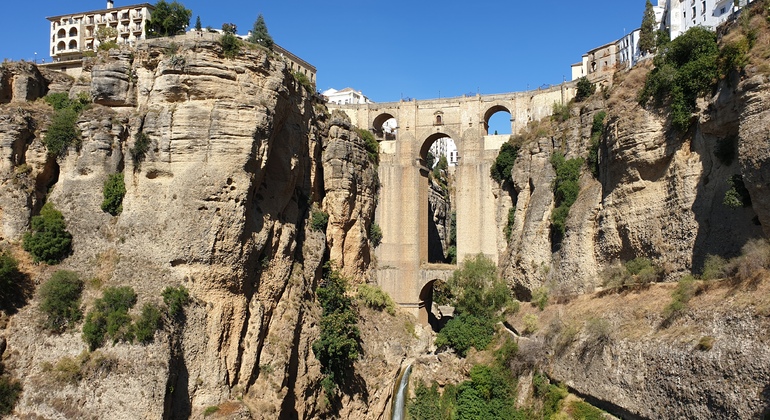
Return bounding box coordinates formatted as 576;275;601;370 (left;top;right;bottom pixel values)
107;1;114;9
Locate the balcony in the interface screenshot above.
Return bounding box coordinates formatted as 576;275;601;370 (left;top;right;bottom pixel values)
133;13;143;21
121;14;130;22
133;25;143;33
120;27;130;34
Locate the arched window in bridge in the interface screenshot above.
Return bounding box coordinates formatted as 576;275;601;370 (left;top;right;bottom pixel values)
436;115;443;125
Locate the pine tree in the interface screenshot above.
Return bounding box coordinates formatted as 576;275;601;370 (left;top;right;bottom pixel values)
639;0;657;55
248;14;274;50
195;16;202;31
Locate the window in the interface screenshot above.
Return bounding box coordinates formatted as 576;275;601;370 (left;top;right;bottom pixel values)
702;1;706;14
436;115;443;125
721;7;726;13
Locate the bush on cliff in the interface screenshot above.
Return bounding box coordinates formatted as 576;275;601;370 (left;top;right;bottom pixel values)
39;270;84;332
490;141;519;184
22;202;72;264
312;264;360;398
638;26;718;131
83;286;137;350
550;152;583;242
101;173;126;216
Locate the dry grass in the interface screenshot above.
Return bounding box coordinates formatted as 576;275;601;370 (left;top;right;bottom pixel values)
509;267;770;347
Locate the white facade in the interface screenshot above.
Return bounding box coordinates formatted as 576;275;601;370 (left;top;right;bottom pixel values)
429;137;459;167
322;88;371;105
47;1;153;60
665;0;755;39
616;29;642;71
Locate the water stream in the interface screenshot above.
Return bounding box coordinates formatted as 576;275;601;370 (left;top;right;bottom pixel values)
391;363;413;420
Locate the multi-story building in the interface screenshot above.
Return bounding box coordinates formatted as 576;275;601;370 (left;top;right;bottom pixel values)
322;88;371;105
47;1;154;61
663;0;741;39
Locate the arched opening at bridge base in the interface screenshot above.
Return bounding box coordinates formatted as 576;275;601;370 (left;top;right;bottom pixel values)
419;133;458;265
418;279;452;331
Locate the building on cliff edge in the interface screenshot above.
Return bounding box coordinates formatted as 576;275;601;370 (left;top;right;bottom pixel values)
46;1;154;62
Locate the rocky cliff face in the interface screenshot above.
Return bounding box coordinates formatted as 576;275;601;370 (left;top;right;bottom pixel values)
0;35;389;419
501;61;767;298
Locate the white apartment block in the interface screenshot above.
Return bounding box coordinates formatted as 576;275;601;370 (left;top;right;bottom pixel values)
47;1;154;61
662;0;758;38
322;88;371;105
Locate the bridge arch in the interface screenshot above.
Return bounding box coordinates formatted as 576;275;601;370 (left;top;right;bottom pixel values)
418;130;461;163
372;112;397;140
483;104;513;135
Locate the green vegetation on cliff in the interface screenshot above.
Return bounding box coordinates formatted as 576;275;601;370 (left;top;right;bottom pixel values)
550;152;583;241
312;264;360;398
101;173;126;216
638;26;718;131
490;142;519;184
39;270;84;332
23;202;73;264
435;255;511;356
145;0;192;38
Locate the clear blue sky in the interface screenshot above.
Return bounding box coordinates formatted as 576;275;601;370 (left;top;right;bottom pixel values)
3;0;646;103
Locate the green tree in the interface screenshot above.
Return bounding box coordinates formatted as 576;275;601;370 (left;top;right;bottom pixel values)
162;285;190;318
101;173;126;216
247;14;274;50
0;251;21;300
490;142;519;184
133;302;162;343
195;15;202;31
44;108;79;157
39;270;84;332
22;202;73;264
639;0;657;55
575;77;596;102
145;0;192;38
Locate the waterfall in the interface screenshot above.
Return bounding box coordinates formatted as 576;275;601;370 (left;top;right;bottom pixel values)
391;364;413;420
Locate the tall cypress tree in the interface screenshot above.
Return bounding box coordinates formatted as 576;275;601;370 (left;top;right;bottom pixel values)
248;14;274;50
639;0;657;55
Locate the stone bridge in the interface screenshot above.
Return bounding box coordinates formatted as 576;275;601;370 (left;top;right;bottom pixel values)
330;83;576;322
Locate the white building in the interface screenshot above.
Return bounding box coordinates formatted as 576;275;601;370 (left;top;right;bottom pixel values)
322;88;371;105
616;29;642;71
47;1;154;61
663;0;755;39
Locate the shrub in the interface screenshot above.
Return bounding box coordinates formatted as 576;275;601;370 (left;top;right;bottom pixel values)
552;102;570;122
718;36;750;78
312;264;360;397
162;285;190;318
203;406;220;417
369;223;382;248
357;283;395;315
293;71;314;92
310;208;329;232
714;136;737;166
727;238;770;282
723;174;751;208
569;400;605;420
503;206;516;242
98;41;119;51
522;314;539;335
23;202;73;264
455;364;519;419
449;254;510;320
531;287;549;310
663;275;696;321
39;270;84;332
130;132;151;168
550;153;583;240
221;32;240;58
696;335;715;351
490;142;520;184
701;254;727;280
44;108;79;157
585;317;611;344
134;302;162;344
638;26;719;131
82;286;137;350
0;375;22;415
435;313;496;356
587;111;606;178
44;92;72;111
575;77;596;102
355;128;379;164
407;381;443;420
101;173;126;216
0;251;22;301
